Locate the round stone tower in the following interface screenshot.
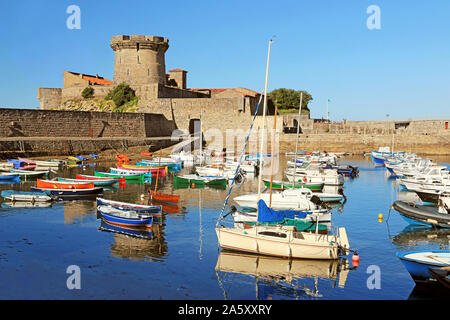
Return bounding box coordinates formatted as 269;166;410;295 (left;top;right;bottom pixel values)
110;35;169;86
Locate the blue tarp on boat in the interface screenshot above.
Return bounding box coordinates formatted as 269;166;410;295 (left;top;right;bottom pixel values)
257;200;307;223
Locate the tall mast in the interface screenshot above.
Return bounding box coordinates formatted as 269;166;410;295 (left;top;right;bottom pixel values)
293;91;303;187
257;39;273;200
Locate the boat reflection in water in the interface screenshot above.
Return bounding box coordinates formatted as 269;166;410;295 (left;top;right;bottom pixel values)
215;251;353;300
391;225;450;250
98;220;168;261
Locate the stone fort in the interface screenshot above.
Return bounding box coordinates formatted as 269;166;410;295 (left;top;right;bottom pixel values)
36;34;450;155
38;34;269;137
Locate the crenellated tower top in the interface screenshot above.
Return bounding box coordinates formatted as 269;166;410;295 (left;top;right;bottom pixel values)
111;35;169;86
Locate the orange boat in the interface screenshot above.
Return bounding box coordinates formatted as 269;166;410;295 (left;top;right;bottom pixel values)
37;179;94;189
148;190;179;205
116;154;130;165
141;152;153;157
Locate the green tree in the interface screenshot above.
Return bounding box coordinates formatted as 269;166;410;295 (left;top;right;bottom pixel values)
81;86;94;99
105;83;137;108
268;88;313;113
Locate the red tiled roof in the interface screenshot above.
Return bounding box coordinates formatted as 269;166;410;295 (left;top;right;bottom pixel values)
82;75;113;86
66;71;113;86
169;68;188;72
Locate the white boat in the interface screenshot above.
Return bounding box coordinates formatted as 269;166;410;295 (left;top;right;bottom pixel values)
18;158;62;168
1;190;53;202
285;167;344;186
399;167;450;191
216;223;349;259
233;188;323;211
196;165;244;180
10;169;50;177
0;162;14;172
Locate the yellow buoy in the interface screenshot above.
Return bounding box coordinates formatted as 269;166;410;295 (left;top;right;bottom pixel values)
378;213;383;220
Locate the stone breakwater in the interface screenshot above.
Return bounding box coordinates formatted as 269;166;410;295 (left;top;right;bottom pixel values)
278;132;450;155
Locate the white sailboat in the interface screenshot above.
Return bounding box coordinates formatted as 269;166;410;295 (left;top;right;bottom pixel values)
215;39;351;260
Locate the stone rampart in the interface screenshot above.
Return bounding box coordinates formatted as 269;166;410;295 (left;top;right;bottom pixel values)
0;108;175;139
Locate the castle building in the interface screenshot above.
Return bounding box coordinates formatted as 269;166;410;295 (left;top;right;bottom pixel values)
37;34;268;136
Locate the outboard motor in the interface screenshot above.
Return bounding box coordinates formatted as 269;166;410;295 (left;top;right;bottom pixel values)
310;195;327;208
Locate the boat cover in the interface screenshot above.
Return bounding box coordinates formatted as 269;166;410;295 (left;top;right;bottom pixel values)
257;199;307;223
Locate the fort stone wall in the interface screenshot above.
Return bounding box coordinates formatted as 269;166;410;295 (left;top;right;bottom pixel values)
0;108;175;139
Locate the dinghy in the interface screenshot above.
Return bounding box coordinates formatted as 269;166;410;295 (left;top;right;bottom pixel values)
1;190;54;202
174;174;228;189
0;173;20;181
397;250;450;283
391;200;450;228
94;171;147;182
36;179;94;189
97;205;153;229
56;177;117;187
96;198;162;215
10;169;49;177
31;186;103;199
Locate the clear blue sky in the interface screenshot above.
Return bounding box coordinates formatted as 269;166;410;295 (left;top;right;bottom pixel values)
1;0;449;121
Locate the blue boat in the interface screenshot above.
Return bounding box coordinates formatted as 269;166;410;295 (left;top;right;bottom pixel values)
97;205;153;229
370;152;387;166
0;174;20;182
397;250;450;283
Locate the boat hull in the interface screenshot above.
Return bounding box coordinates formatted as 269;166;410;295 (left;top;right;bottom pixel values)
397;250;450;283
94;171;146;181
37;179;94;189
216;226;344;259
98;208;153;229
31;187;103;199
96;198;162;215
263;179;323;191
392;200;450;228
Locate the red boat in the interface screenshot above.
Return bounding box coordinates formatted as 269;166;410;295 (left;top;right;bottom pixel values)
37;179;94;189
148;190;179;205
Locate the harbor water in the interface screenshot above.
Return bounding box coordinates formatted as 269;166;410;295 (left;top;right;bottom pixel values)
0;155;449;300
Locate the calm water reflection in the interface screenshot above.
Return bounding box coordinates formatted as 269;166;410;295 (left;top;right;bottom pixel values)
0;155;449;299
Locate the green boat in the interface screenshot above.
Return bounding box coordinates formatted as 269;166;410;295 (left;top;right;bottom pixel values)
94;171;146;182
263;179;323;191
174;174;228;189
